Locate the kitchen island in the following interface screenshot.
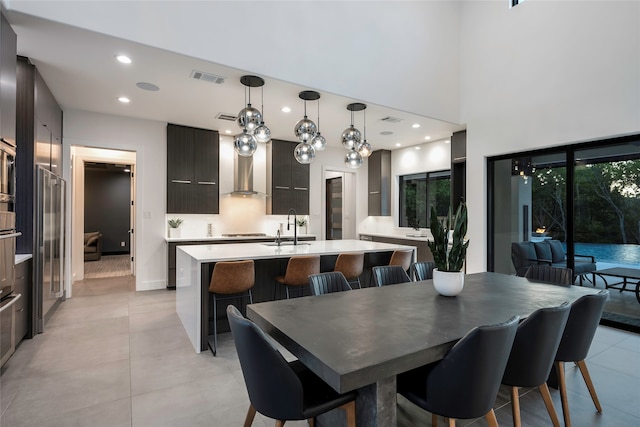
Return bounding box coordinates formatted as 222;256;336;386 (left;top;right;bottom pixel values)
176;239;416;353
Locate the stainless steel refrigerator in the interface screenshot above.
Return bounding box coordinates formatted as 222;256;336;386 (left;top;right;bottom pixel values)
34;166;66;333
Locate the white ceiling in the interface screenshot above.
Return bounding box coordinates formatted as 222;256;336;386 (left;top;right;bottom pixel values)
6;11;464;150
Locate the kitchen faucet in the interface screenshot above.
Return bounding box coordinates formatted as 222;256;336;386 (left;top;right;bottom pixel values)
287;208;297;245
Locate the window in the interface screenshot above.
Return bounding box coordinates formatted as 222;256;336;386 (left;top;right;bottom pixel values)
399;170;451;228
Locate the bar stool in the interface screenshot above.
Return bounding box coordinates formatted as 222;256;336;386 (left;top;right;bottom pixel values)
275;255;320;299
208;260;255;356
333;252;364;289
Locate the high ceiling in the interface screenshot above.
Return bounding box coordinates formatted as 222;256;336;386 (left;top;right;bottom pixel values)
6;11;464;150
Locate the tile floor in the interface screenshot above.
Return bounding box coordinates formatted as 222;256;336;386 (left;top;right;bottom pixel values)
0;275;639;427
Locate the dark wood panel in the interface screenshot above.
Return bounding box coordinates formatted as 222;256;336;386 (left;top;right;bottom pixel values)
0;13;17;145
193;128;218;183
268;139;309;215
167;123;195;182
368;150;391;216
14;259;32;341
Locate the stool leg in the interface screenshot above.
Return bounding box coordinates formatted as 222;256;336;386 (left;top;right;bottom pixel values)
212;293;218;356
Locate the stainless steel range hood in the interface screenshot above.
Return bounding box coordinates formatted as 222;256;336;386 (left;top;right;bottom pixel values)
224;153;266;197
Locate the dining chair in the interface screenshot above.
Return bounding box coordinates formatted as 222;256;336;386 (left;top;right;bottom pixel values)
309;271;352;296
333;252;364;289
274;255;320;299
411;261;436;281
372;265;411;287
367;249;413;286
397;315;519;427
502;303;571;427
208;260;254;356
226;305;357;427
552;290;608;427
525;264;573;287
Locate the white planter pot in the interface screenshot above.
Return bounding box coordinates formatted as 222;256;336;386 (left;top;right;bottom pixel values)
432;269;464;297
169;227;181;238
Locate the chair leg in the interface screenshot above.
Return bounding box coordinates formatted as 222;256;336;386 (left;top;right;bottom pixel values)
448;417;456;427
538;383;561;427
341;401;356;427
556;361;572;427
510;386;521;427
355;277;362;289
485;409;499;427
244;405;257;427
275;421;285;427
431;413;438;427
307;417;314;427
212;293;218;356
576;359;603;412
285;286;290;299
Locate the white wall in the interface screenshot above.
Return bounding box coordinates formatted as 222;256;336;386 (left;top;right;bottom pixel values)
460;0;640;273
64;110;167;291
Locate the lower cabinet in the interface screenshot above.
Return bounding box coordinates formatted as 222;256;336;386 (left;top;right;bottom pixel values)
14;259;32;342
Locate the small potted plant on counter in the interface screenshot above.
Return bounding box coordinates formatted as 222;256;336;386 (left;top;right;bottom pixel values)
427;202;469;296
296;217;308;234
168;218;184;238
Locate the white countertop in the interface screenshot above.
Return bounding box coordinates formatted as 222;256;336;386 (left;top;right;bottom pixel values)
178;239;417;263
15;254;33;264
165;234;315;243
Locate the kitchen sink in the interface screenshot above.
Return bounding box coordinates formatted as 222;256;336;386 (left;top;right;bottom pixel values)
262;242;311;246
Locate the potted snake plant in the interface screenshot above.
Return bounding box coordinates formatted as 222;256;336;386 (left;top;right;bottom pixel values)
427;202;469;296
168;218;184;238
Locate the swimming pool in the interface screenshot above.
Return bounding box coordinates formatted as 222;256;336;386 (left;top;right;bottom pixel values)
564;242;640;265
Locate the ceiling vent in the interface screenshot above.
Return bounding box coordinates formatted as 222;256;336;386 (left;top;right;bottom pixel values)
216;113;237;121
380;116;402;123
190;70;225;84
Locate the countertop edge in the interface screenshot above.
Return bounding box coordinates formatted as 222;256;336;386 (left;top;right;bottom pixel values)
15;254;33;264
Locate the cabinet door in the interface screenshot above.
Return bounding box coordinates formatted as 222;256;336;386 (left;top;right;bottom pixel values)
35;119;51;171
368;150;391;216
271;140;292;189
0;14;17;145
292;162;309;215
167;124;195;182
14;260;31;342
193;128;219;214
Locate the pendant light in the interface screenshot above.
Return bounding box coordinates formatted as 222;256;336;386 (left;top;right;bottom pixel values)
341;103;364;150
253;85;271;143
294;91;319;143
311;94;327;151
357;107;372;158
345;150;363;169
234;75;266;157
294;141;316;164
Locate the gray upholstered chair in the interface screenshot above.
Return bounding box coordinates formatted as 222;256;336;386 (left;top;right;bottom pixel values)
84;231;102;261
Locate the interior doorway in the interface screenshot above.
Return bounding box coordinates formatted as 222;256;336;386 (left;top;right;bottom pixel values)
70;146;136;296
323;169;356;240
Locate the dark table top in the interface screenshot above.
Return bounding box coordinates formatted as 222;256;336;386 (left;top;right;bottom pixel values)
247;272;600;393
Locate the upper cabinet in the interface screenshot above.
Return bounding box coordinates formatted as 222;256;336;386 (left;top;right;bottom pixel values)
368;149;391;216
451;130;466;210
0;13;17;147
266;139;309;215
166;123;219;214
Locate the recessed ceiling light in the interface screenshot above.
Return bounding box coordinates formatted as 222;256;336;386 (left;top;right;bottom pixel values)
136;82;160;91
281;106;291;113
424;136;431;140
395;143;402;147
115;55;131;64
444;140;450;144
415;146;421;150
412;123;421;129
124;168;131;173
225;130;232;134
118;97;130;103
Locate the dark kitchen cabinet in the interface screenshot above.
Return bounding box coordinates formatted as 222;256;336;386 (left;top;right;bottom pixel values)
166;123;219;214
368;149;391;216
266;139;309;215
15;56;63;254
0;13;17;148
451;130;466;211
14;259;32;342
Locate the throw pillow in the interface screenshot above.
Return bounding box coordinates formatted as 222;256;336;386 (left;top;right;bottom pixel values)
548;240;565;263
533;242;552;262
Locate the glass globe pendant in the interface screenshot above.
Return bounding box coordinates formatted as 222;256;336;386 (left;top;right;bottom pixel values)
294;142;316;164
341;126;361;150
234;129;257;157
311;132;327;151
254;121;271;143
358;140;372;157
294;116;317;143
345;150;363;168
236;104;262;133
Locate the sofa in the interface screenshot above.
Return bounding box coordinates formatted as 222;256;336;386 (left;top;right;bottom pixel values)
511;239;596;285
84;231;102;261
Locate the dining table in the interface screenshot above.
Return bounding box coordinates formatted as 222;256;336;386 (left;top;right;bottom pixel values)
247;271;604;427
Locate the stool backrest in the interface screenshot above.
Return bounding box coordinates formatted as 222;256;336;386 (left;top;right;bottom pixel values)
209;260;255;293
283;255;321;286
334;253;364;280
389;249;412;271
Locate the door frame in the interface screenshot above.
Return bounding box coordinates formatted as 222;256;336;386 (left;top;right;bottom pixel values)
321;166;357;241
